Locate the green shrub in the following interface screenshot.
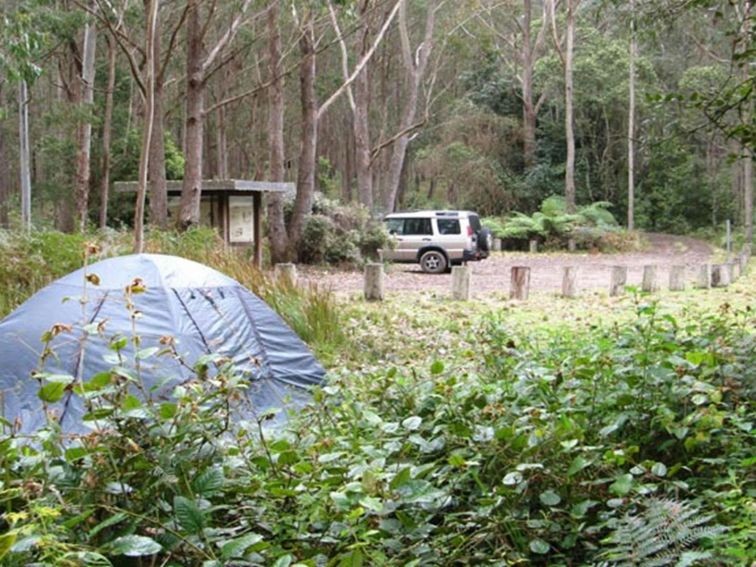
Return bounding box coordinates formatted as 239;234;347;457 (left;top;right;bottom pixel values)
485;196;632;251
1;295;752;565
290;194;389;265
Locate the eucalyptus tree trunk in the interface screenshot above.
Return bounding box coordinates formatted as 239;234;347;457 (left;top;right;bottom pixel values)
266;0;289;263
18;80;32;231
521;0;543;169
287;18;317;259
74;7;97;231
134;0;159;253
178;0;204;229
383;0;435;213
99;35;117;229
627;0;636;231
564;0;577;213
353;2;373;209
148;12;168;228
743;0;753;249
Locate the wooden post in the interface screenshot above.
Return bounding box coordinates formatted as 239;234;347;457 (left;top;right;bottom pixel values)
561;266;578;298
451;265;472;300
218;192;229;246
529;239;538;253
510;266;531;300
668;265;685;291
695;264;711;289
730;261;740;281
493;238;502;252
364;263;385;301
252;191;263;269
726;219;732;257
567;238;576;252
711;264;730;287
641;265;659;293
274;263;297;286
739;252;748;274
609;266;627;296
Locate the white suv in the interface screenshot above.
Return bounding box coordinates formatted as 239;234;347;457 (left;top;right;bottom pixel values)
381;210;492;274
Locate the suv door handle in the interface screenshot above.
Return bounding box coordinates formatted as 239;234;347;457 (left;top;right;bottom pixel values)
422;238;432;242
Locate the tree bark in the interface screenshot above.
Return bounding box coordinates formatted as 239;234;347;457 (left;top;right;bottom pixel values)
383;0;435;213
74;6;97;231
287;18;317;259
354;12;373;210
148;14;168;228
178;0;204;229
627;0;636;230
134;0;159;253
99;35;117;229
266;1;289;264
742;0;753;250
564;0;577;213
521;0;537;168
18;80;32;231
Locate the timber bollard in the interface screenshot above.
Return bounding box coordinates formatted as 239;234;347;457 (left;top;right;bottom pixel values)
711;264;730;288
510;266;531;300
561;266;578;298
493;238;502;252
695;264;711;289
668;265;686;292
642;265;659;293
451;265;472;300
529;239;538;253
730;261;741;281
274;263;298;286
567;238;576;252
364;263;385;301
609;266;627;297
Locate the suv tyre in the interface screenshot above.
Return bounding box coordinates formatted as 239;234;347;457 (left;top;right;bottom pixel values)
419;250;448;274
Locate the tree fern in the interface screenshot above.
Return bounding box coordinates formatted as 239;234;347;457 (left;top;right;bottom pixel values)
598;498;725;566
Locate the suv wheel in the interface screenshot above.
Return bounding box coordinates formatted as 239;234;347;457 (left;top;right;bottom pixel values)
420;250;448;274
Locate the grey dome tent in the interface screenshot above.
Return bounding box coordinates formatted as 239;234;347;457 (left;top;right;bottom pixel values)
0;254;325;433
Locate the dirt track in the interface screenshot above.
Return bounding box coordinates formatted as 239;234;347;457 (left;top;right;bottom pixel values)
299;234;715;298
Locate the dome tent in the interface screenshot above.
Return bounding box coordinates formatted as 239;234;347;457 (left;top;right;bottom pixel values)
0;254;325;433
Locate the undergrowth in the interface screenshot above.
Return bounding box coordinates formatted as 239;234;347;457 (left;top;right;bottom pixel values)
0;283;753;565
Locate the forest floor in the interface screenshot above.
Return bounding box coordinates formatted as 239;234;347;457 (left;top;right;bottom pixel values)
301;233;717;298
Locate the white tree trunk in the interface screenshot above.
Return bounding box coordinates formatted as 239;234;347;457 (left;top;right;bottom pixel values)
74;6;97;231
627;0;636;231
564;0;577;213
18;80;32;230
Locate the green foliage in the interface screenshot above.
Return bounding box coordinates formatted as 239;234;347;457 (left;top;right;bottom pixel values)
599;498;725;566
1;280;753;565
485;195;631;250
291;194;389;265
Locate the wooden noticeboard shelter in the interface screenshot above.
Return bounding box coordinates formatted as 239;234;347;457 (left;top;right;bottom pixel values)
114;179;294;268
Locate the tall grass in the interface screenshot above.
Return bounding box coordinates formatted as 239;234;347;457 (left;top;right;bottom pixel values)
0;227;345;359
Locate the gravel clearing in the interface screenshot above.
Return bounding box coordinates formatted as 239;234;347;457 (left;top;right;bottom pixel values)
298;233;715;299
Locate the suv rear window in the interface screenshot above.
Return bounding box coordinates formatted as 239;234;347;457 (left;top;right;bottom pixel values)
468;214;482;232
437;219;461;235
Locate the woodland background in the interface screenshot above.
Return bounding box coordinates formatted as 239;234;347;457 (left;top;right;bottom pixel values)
0;0;754;261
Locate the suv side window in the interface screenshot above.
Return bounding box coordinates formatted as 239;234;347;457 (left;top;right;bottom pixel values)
385;218;404;235
404;218;432;235
437;219;461;235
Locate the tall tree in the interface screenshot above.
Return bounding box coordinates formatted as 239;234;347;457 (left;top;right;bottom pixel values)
627;0;636;231
383;0;436;212
134;0;159;253
99;34;116;229
178;0;254;229
74;4;97;232
266;0;289;263
563;0;578;213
